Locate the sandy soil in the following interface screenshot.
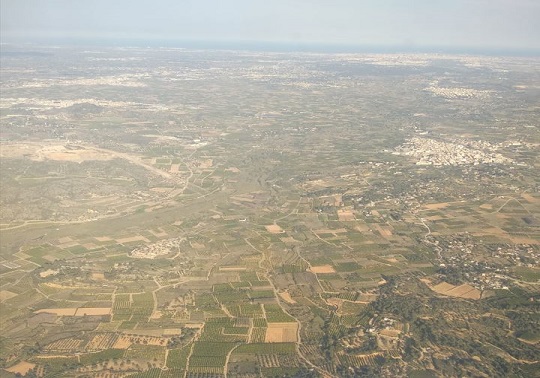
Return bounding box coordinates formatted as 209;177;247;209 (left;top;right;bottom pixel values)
265;323;298;343
92;272;105;281
310;265;337;274
5;361;36;375
266;224;284;234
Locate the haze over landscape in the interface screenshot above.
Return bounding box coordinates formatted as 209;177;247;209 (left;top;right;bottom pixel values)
2;0;540;53
1;1;539;378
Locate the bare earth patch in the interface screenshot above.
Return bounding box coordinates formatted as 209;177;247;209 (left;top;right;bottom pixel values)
116;235;151;244
266;224;284;234
374;224;393;237
431;282;481;300
278;291;297;304
265;322;298;343
522;193;538;203
0;290;17;302
113;335;132;349
337;210;355;221
5;361;36;375
310;265;337;274
424;202;450;210
39;269;59;278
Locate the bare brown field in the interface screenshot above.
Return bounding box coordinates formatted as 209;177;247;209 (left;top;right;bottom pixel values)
460;289;483;300
265;322;298;343
374;224;393;237
424;202;450;210
431;282;481;300
169;163;180;173
445;284;477;297
522;193;538;203
113;336;132;349
116;235;151;244
91;272;106;280
266;224;284;234
5;361;36;375
310;265;337;274
337;210;355;221
0;290;17;301
278;291;297;304
432;282;455;293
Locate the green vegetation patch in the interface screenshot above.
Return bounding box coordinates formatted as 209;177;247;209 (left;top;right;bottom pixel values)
192;342;237;357
80;349;125;365
335;262;361;272
264;304;296;323
124;344;166;363
235;343;296;355
513;266;540;282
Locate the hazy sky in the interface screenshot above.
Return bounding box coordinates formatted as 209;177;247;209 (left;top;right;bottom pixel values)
1;0;539;51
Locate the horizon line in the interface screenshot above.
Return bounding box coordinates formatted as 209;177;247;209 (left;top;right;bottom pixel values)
2;37;540;57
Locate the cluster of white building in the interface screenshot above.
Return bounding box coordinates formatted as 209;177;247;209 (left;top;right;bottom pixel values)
394;137;512;166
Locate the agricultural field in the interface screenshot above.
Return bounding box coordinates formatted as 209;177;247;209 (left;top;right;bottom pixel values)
0;45;539;378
